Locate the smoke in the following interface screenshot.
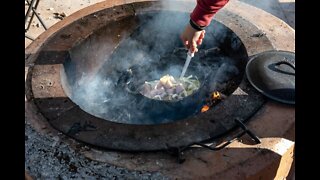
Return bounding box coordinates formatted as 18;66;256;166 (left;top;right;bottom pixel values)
62;3;244;125
71;73;113;116
208;58;239;92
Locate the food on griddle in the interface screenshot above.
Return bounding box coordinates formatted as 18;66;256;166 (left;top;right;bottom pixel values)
140;74;200;101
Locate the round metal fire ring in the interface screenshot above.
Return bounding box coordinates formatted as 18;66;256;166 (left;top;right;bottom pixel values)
24;0;278;151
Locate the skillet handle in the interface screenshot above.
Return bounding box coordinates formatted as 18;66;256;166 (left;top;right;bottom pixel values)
275;60;295;70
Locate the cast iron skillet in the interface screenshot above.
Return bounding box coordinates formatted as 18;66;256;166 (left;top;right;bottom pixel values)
246;50;295;104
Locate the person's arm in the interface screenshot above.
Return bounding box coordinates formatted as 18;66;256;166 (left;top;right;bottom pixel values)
191;0;229;27
181;0;229;53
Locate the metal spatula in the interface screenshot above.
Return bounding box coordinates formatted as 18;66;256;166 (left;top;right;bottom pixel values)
180;50;194;78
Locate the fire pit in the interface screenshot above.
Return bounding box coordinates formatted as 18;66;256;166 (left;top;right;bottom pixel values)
26;0;266;151
25;0;295;179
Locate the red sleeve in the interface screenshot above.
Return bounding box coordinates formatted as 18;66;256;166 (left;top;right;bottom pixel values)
190;0;229;27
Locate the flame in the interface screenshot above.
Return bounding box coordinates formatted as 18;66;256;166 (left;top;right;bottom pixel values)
201;105;210;113
212;91;221;100
201;91;221;113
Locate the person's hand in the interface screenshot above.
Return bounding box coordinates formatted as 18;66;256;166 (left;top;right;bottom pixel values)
180;23;205;53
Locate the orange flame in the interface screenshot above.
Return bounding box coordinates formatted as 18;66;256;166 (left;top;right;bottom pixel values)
201;91;221;113
212;91;221;100
201;105;210;112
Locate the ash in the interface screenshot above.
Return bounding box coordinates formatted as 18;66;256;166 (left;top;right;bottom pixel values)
25;121;168;179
